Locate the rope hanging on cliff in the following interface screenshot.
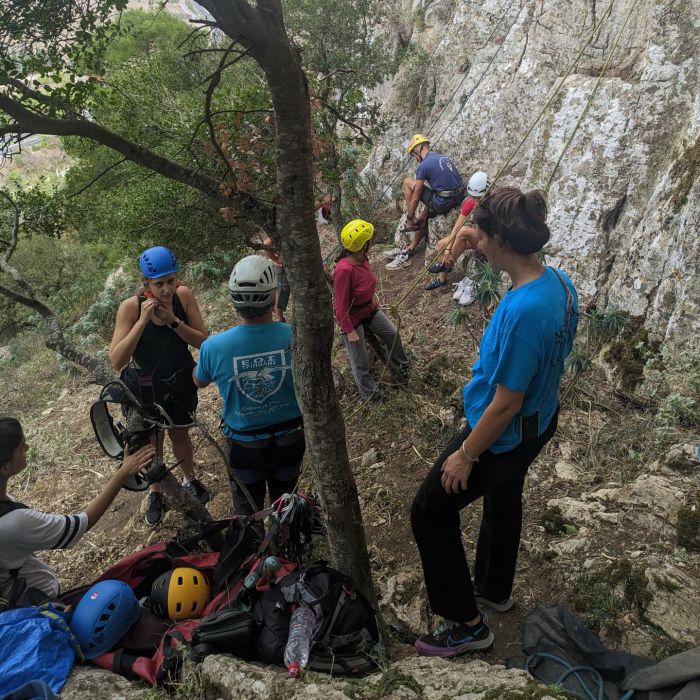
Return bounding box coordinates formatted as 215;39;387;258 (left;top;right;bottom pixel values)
321;0;524;267
335;0;623;430
543;0;641;193
390;0;619;315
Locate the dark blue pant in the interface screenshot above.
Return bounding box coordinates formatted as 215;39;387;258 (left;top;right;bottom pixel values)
411;411;558;622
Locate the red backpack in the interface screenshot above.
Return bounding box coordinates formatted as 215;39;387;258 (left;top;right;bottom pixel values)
62;526;296;685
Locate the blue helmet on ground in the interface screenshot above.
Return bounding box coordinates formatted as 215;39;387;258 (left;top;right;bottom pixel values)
70;580;141;659
139;246;179;279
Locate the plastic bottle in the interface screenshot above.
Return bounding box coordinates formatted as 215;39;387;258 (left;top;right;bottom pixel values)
283;604;316;678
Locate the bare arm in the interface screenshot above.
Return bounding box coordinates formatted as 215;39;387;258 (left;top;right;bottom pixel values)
441;385;525;494
407;178;425;219
169;286;207;349
108;296;150;371
84;445;156;528
192;368;210;388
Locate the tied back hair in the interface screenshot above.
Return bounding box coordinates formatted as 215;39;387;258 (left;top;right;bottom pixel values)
473;187;550;255
0;417;23;466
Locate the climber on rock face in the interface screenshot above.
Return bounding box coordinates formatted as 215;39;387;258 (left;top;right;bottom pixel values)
386;134;464;270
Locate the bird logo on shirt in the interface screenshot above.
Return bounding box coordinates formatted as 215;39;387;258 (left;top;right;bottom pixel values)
231;350;289;404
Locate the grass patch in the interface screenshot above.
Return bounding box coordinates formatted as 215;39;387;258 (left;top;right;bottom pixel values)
573;559;651;635
345;666;423;698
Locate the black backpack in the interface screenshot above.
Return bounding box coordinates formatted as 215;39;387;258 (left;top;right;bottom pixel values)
254;563;379;676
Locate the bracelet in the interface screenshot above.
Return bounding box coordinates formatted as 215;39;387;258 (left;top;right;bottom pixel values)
460;442;479;463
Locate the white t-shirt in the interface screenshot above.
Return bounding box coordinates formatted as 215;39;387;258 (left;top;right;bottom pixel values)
0;498;88;603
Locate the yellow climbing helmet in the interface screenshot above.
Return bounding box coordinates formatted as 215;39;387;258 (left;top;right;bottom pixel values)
341;219;374;252
150;567;210;621
407;133;430;155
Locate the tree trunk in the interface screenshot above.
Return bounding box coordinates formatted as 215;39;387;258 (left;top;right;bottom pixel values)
230;2;377;608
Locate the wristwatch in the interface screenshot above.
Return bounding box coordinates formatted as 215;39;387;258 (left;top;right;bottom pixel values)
169;319;181;329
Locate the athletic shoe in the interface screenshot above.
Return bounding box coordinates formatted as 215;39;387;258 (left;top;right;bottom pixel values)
184;478;211;505
472;578;515;611
428;261;453;274
452;276;475;301
415;616;493;657
474;589;515;612
381;247;404;258
145;492;166;527
458;282;477;306
385;250;411;270
424;277;446;291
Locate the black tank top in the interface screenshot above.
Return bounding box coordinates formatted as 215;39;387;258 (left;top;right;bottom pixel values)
131;292;194;380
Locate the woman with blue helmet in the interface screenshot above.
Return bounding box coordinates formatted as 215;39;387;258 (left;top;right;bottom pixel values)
109;246;209;526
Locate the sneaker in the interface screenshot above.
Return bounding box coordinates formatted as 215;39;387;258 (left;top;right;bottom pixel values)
458;283;477;306
452;276;474;301
474;590;515;612
385;250;412;270
415;616;494;657
424;277;446;291
145;492;166;527
184;478;211;505
381;247;404;258
428;261;453;274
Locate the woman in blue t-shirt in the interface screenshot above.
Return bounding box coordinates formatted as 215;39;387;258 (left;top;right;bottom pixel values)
412;187;578;658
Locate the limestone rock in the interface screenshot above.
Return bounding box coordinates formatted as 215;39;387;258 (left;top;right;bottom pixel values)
439;406;457;425
361;448;380;468
200;654;559;700
546;497;604;525
554;461;580;481
62;666;151;699
548;534;590;556
367;0;700;352
613;474;685;524
379;570;427;637
644;564;700;645
424;213;457;268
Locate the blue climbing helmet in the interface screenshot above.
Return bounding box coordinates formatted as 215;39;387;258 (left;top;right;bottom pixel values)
70;580;141;659
138;246;180;279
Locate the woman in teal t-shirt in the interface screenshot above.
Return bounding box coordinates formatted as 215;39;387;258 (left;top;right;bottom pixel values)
411;187;578;658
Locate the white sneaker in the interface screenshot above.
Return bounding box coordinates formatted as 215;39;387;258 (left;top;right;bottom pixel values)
458;282;477;306
381;247;404;258
452;276;473;301
385;250;412;270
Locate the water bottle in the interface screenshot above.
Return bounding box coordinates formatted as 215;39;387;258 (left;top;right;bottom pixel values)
283;604;316;678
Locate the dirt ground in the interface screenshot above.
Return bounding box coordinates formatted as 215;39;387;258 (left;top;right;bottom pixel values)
4;224;693;669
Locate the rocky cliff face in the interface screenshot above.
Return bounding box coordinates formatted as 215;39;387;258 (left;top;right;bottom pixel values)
366;0;699;351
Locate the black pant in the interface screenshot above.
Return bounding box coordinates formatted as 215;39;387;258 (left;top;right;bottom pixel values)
227;433;305;516
410;411;558;622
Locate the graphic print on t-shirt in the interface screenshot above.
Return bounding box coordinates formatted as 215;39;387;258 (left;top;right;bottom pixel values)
230;349;290;404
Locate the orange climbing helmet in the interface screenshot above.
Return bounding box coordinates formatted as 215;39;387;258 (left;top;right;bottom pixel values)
150;567;210;620
341;219;374;252
407;133;430;155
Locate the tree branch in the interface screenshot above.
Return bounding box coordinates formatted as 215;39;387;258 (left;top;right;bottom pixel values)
0;189;20;263
0;94;275;231
66;157;128;199
321;100;373;144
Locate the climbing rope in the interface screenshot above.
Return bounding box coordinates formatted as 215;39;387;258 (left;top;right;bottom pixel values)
544;0;641;193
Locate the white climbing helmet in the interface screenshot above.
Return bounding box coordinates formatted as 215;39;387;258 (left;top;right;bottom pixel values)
467;171;491;198
228;255;278;308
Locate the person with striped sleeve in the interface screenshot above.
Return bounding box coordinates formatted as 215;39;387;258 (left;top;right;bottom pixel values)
0;417;154;609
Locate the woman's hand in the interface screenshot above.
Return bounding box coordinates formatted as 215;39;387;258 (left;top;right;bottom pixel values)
117;444;156;482
443;250;455;268
440;450;474;494
153;302;177;325
347;329;361;345
140;298;160;325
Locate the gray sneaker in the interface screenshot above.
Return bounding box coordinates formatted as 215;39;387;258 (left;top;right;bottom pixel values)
385;250;411;270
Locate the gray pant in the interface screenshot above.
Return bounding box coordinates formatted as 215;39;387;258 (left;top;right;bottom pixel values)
342;310;409;399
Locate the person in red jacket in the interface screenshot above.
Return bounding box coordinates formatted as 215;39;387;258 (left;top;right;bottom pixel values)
334;220;410;400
